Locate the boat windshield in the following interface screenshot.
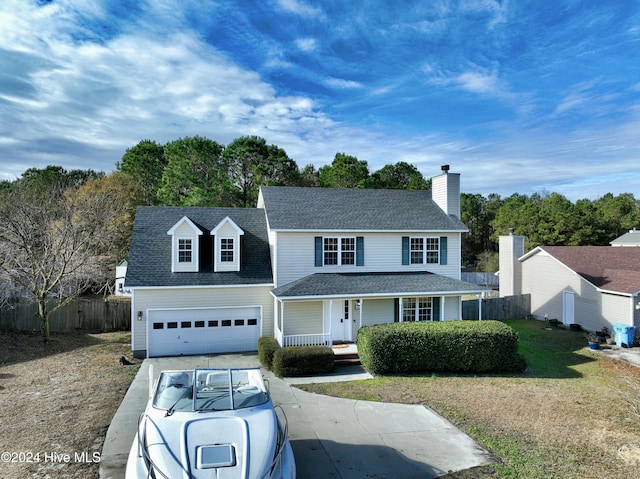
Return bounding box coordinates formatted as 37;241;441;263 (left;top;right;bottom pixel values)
152;368;269;412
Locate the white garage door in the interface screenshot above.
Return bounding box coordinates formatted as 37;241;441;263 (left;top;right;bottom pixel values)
148;307;261;357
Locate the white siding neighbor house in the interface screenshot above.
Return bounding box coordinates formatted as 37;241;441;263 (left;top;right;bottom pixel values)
125;166;487;358
500;231;640;335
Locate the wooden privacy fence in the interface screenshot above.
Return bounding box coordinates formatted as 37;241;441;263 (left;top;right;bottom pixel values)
0;296;131;332
462;294;530;321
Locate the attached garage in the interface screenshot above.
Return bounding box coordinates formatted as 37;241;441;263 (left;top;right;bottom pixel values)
147;306;261;357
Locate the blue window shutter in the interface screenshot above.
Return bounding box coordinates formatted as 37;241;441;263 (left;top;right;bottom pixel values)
314;237;323;267
433;297;441;321
439;237;448;265
402;237;409;265
356;236;364;266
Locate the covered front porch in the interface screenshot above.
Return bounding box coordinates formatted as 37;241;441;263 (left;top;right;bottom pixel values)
270;271;489;347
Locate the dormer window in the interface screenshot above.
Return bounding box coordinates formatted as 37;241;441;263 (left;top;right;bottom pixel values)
220;238;234;262
178;238;193;263
211;217;244;273
167;216;203;273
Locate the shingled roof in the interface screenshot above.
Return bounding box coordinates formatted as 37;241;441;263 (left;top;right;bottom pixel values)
271;271;487;299
610;229;640;247
125;206;272;288
538;246;640;294
259;186;468;231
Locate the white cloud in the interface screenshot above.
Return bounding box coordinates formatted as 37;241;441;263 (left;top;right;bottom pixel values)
295;37;317;52
460;0;510;29
426;66;507;98
0;1;332;174
324;78;363;90
454;70;500;94
275;0;321;17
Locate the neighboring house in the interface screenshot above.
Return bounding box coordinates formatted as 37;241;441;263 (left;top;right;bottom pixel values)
500;231;640;334
114;260;131;296
610;229;640;247
126;166;487;358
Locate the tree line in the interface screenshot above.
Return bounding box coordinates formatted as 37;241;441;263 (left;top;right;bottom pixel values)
116;135;429;207
462;191;639;270
1;136;638;340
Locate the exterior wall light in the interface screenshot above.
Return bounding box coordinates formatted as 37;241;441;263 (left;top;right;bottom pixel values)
137;311;143;321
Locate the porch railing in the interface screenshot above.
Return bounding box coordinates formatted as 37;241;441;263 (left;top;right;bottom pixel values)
282;333;331;347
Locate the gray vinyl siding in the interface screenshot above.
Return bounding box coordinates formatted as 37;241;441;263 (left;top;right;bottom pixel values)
600;293;633;329
281;301;323;335
360;298;395;326
274;232;462;287
521;250;585;321
442;296;461;321
132;285;273;352
521;250;633;332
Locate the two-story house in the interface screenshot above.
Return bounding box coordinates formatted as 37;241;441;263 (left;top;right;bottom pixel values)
125;166;487;358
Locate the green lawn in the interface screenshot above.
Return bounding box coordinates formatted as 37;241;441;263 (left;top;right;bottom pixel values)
298;319;640;478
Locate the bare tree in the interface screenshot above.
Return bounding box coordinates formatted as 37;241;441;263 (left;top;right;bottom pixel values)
0;180;128;342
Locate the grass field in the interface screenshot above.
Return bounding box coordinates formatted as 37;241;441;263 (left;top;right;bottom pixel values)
0;331;138;479
298;319;640;478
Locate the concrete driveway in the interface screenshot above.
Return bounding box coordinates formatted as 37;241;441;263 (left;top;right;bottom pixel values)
100;354;493;479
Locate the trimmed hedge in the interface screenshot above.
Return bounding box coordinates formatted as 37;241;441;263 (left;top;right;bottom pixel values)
272;346;335;378
257;336;280;370
357;320;526;374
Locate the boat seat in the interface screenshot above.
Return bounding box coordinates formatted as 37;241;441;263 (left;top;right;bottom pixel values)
204;372;228;389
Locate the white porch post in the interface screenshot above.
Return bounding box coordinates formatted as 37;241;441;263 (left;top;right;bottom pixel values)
280;299;285;343
478;293;483;321
359;298;363;328
399;297;403;322
328;299;333;347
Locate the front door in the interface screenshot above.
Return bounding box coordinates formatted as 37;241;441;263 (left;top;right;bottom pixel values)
326;300;352;343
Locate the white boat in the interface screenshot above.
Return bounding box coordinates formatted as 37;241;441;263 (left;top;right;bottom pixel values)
126;367;296;479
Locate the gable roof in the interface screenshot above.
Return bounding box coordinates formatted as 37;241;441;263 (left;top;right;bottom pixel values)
167;216;204;236
125;207;272;288
532;246;640;294
211;216;244;236
259;186;468;232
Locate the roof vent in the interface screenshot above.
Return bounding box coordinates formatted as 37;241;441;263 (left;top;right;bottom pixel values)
441;164;450;173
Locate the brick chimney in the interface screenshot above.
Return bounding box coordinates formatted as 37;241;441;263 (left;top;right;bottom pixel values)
431;164;460;218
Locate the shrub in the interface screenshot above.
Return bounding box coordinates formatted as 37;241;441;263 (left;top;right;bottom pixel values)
272;346;335;378
257;336;280;370
357;320;526;374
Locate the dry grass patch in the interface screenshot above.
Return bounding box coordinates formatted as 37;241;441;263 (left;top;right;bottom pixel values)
299;320;640;479
0;331;138;479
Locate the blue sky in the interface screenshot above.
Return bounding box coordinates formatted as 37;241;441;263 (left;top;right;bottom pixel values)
1;0;639;201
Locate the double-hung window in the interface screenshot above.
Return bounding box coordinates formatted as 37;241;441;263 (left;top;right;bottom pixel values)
316;236;364;267
402;297;433;322
323;237;355;266
220;238;234;262
178;238;192;263
409;236;439;264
